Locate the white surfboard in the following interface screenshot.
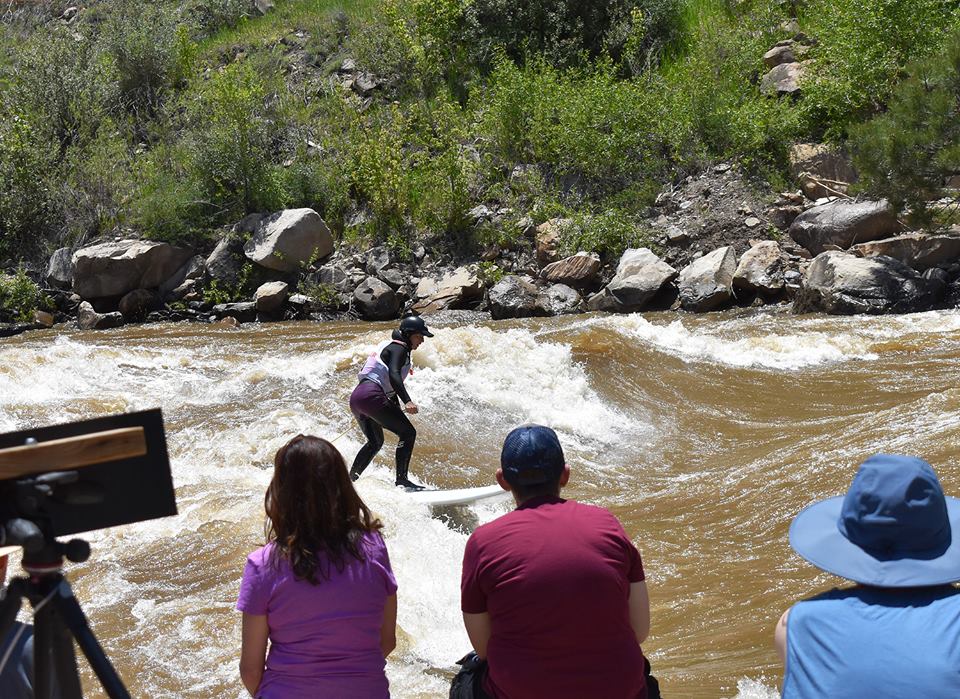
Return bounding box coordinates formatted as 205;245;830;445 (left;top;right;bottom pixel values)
404;484;508;507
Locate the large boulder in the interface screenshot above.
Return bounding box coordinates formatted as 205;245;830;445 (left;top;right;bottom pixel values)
789;143;857;186
72;240;193;299
47;247;74;289
159;255;206;299
539;252;601;288
489;275;540;319
760;61;807;96
212;302;257;323
77;301;124;330
413;266;483;312
599;248;678;312
354;277;400;320
255;281;289;314
206;236;247;286
793;251;940;315
244;208;333;272
677;246;736;312
850;233;960;272
535;284;582;316
789;199;902;256
733;241;785;296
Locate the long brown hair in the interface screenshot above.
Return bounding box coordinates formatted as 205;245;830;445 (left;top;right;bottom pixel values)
265;435;382;584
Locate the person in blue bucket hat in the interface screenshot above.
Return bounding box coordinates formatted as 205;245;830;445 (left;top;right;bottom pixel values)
775;454;960;698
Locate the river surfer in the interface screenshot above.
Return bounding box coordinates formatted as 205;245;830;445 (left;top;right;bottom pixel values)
349;314;434;491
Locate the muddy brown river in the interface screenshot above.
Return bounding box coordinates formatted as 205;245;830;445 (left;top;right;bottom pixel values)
2;308;959;698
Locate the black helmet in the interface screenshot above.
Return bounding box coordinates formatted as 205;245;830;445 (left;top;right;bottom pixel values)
399;314;434;338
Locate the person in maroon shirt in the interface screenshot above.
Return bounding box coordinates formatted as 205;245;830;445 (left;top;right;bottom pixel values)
458;424;657;699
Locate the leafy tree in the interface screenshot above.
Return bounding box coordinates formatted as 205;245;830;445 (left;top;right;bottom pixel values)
851;29;960;226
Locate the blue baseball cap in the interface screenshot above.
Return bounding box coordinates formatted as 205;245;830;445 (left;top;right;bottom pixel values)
789;454;960;587
500;425;565;486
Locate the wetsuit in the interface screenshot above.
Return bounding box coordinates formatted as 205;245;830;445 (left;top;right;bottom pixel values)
349;331;419;487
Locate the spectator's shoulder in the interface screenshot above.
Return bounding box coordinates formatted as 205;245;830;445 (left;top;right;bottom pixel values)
245;542;275;571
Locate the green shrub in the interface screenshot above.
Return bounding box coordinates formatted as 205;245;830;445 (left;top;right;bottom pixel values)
477;57;670;194
0;267;45;322
461;0;682;70
99;1;195;119
850;29;960;226
129;142;209;244
562;209;657;257
0;112;56;259
188;62;290;218
6;26;113;157
188;0;250;37
800;0;960;138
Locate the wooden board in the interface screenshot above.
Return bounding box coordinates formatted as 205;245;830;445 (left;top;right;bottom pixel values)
0;427;147;479
404;484;507;506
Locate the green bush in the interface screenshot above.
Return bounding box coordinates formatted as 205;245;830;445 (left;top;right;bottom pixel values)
0;267;46;322
461;0;682;70
0;112;56;260
562;209;657;257
851;29;960;226
99;1;195;119
345;95;474;241
188;62;290;219
188;0;250;37
129;142;208;244
800;0;960;139
477;57;670;194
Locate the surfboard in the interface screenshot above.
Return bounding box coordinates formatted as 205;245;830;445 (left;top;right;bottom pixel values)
404;484;508;507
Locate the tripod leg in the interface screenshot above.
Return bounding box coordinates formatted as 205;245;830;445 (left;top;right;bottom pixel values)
33;583;83;699
50;578;131;699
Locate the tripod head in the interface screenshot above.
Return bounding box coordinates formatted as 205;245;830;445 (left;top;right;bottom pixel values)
2;470;98;574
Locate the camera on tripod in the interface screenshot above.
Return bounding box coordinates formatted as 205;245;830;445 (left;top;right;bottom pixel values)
0;409;177;699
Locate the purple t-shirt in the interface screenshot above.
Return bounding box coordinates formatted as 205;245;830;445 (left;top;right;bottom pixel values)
237;530;398;698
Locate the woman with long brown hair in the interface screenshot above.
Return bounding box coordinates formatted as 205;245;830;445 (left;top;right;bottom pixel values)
237;435;398;698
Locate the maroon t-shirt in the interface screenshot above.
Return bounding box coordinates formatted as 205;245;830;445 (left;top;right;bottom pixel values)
461;496;647;699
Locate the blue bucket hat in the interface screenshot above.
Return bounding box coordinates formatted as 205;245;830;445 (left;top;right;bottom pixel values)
500;425;565;487
789;454;960;587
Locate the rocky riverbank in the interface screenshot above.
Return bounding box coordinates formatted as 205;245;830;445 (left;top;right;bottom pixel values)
4;148;960;338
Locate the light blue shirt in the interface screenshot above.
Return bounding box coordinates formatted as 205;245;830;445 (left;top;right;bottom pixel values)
783;585;960;698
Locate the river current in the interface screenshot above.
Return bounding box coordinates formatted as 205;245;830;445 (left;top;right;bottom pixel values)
2;308;960;698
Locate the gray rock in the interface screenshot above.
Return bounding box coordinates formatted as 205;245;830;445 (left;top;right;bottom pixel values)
413;266;483;312
677;246;737;312
760;61;807;96
354;277;399;320
594;248;678;312
789;143;857;185
47;248;74;289
212;302;257;323
77;301;124;330
489;275;540;319
244;208;333;272
160;255;206;298
378;266;408;289
118;289;159;320
789;199;902;255
763;45;796;68
535;284;581;316
850;233;960;271
73;239;193;299
733;241;785;295
255;281;290;314
206;236;247;286
666;226;691;245
793;251;939;315
365;246;392;276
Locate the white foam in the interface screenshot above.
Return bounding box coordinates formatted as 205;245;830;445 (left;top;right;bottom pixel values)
411;325;638;444
593;314;877;369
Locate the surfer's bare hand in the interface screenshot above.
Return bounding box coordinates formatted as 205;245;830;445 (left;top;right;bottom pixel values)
405;401;419;414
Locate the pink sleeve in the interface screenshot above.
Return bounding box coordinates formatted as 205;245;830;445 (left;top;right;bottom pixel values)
370;532;399;595
237;552;270;615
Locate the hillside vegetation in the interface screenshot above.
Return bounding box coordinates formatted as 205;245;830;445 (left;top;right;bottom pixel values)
1;0;958;265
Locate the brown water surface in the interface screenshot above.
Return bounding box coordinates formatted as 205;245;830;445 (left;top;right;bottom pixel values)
2;308;959;698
